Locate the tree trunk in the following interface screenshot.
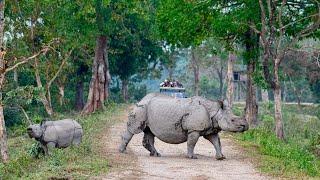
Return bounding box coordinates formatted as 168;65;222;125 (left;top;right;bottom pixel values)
0;76;8;163
245;61;258;127
0;105;8;163
261;89;269;102
168;68;173;81
0;0;8;163
82;35;109;114
191;48;200;96
226;52;234;107
244;29;259;127
217;66;224;99
288;76;301;106
274;59;285;140
34;58;53;116
122;79;129;102
13;67;18;86
283;80;287;103
75;81;85;111
58;85;65;106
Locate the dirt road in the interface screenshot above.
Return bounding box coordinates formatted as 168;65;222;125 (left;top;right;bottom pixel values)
104;109;269;180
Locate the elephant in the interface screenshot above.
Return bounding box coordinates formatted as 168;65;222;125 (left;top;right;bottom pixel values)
27;119;83;155
119;93;249;160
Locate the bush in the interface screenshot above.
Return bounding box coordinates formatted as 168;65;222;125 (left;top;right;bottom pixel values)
309;133;320;157
27;142;45;158
4;107;24;127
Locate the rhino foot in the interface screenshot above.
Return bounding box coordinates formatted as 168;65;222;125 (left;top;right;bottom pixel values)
215;154;226;160
150;152;161;157
119;148;126;153
187;155;198;159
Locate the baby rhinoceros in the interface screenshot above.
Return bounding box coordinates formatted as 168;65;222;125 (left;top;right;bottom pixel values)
119;93;249;160
27;119;83;155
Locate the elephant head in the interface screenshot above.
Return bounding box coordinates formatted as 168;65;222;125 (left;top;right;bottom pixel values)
214;100;249;132
27;124;43;139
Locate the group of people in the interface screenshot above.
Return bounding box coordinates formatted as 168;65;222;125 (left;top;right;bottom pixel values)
160;79;183;88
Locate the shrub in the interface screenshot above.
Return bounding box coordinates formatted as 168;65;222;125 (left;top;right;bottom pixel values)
309;133;320;157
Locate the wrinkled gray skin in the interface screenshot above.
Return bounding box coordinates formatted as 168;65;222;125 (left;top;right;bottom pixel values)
27;119;83;155
119;93;249;160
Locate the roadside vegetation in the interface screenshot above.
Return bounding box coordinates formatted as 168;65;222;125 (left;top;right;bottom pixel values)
0;103;127;179
232;103;320;178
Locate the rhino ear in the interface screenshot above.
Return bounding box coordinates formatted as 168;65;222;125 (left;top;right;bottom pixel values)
40;119;48;130
218;100;223;109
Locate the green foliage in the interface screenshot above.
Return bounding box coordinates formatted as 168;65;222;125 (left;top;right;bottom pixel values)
27;142;44;159
310;133;320;157
310;80;320;103
156;0;213;47
4;107;24;127
129;84;147;102
199;76;220;99
4;86;43;107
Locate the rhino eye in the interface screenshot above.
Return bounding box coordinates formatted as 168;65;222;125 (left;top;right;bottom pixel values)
231;119;235;122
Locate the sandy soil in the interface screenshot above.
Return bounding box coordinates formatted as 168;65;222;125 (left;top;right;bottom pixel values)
102;108;270;180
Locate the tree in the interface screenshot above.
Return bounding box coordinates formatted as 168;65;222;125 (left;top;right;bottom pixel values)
0;0;54;162
255;0;320;139
0;0;8;162
243;29;259;126
109;0;161;102
156;0;212;96
226;52;235;107
82;0;111;114
161;46;179;81
210;0;261;127
190;47;200;96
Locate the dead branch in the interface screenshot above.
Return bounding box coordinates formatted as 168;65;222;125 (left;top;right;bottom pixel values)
17;105;32;125
4;47;49;73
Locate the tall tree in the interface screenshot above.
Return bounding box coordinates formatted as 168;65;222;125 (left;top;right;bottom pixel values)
244;29;259;126
190;48;200;96
82;0;111;114
109;0;161;102
226;52;235;107
0;0;8;163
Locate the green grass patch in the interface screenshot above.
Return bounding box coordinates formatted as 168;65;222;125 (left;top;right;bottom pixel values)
232;103;320;178
0;103;128;179
235;128;320;177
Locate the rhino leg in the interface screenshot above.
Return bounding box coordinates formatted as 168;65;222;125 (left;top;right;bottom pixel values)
119;129;134;153
41;143;48;155
43;142;56;156
204;133;226;160
142;127;161;157
187;131;200;159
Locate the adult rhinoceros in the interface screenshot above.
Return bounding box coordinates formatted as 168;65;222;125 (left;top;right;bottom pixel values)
119;93;248;160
